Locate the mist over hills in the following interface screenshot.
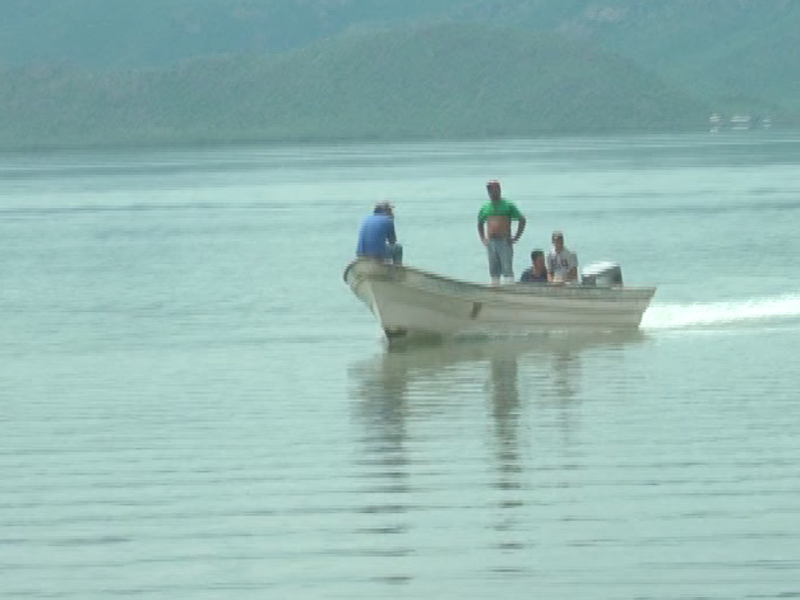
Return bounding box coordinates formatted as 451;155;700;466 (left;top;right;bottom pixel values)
0;0;797;148
0;24;711;148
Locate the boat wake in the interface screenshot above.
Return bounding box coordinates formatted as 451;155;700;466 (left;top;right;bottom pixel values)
642;294;800;330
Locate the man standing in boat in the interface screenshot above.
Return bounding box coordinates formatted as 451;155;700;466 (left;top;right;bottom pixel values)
477;180;526;284
355;201;403;264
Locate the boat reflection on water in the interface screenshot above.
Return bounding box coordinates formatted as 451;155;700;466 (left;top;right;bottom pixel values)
350;330;647;455
346;331;647;579
350;329;647;409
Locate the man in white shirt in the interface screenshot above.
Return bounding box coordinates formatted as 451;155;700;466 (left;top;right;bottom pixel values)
546;231;578;283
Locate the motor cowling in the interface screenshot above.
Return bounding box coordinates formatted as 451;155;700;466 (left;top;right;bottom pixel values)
581;261;623;287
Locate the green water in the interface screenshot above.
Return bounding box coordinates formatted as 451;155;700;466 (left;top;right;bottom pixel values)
2;133;799;599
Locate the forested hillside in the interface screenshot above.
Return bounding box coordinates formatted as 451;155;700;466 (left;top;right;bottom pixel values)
0;24;709;148
0;1;796;148
1;0;796;113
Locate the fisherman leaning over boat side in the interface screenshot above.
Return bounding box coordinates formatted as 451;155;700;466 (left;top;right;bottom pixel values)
477;180;526;285
355;201;403;264
546;230;578;283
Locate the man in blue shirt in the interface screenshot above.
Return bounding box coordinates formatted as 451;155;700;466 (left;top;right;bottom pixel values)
356;202;403;264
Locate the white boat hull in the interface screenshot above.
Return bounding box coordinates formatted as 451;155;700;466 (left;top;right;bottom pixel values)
344;259;656;340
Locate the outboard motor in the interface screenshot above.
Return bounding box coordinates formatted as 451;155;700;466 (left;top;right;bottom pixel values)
581;261;623;287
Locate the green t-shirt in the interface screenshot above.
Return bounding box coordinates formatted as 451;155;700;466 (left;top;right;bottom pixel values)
477;199;523;223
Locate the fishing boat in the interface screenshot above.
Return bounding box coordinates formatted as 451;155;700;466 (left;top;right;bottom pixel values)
344;259;656;341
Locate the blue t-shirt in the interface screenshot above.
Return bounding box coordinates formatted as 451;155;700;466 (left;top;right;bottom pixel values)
356;213;397;258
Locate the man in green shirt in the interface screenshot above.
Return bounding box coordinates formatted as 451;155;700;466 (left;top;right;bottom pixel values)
477;180;527;284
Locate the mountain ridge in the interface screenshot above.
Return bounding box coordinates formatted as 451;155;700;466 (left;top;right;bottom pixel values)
0;24;712;149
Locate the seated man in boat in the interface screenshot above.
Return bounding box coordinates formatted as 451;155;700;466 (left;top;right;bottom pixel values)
355;201;403;264
477;180;526;285
519;249;549;283
546;230;578;283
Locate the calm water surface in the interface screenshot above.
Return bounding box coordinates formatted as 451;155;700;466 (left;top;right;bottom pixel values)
2;133;800;599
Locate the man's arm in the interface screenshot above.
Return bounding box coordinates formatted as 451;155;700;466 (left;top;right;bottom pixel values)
477;221;487;245
386;221;397;245
512;215;526;243
567;253;578;282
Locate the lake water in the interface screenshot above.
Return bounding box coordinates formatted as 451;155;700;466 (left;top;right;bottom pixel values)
2;133;800;599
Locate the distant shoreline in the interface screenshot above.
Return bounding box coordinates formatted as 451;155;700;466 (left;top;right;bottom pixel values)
0;125;731;153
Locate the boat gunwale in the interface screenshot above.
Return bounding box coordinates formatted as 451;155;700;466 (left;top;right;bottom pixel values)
344;259;656;299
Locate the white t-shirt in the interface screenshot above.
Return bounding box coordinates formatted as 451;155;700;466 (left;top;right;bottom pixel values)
546;247;578;280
